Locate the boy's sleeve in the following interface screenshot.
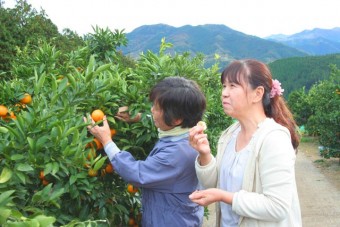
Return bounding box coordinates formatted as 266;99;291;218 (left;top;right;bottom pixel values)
104;141;121;161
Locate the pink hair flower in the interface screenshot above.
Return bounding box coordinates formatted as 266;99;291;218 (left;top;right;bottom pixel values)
270;79;284;98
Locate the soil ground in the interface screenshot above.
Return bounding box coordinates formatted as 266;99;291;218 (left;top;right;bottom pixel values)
202;137;340;227
298;137;340;191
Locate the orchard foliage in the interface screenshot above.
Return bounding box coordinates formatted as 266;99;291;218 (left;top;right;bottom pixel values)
288;64;340;161
306;65;340;160
0;23;229;226
0;0;84;76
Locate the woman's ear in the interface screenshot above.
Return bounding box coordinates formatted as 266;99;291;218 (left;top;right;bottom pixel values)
253;86;265;103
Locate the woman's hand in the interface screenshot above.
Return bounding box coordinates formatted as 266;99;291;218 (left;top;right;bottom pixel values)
84;115;112;146
189;125;211;165
189;188;234;206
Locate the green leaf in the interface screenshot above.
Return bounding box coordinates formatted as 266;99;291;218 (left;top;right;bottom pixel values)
27;137;36;152
49;188;65;200
15;172;26;184
71;130;79;144
52;162;59;175
0;190;15;207
45;163;53;175
94;63;111;75
85;55;96;82
33;215;56;227
93;156;107;171
10;154;25;161
70;175;77;185
66;73;77;88
0;127;8;134
16;163;34;172
0;167;13;183
65;126;78;137
35;71;46;94
0;208;12;224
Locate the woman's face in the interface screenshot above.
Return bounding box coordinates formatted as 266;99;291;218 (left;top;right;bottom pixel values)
221;79;252;119
151;102;173;131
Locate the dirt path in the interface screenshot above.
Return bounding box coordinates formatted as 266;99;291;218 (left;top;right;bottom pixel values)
202;140;340;226
296;143;340;226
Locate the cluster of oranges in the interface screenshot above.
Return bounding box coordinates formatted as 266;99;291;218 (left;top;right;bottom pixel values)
0;93;32;121
85;109;117;177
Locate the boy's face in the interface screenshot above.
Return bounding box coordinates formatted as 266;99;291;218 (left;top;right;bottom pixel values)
151;103;173;131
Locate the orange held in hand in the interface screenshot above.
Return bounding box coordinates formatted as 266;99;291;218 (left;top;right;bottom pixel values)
197;121;207;130
91;109;104;122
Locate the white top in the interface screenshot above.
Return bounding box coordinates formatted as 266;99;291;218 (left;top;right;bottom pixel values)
220;127;250;227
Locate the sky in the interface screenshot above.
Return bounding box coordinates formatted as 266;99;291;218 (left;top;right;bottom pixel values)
3;0;340;38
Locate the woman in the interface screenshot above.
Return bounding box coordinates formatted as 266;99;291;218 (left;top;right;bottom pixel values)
189;59;302;226
85;76;206;227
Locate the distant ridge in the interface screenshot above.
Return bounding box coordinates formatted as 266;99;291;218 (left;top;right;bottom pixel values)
120;24;307;67
266;27;340;55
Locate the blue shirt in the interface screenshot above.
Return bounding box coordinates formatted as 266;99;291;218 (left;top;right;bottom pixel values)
220;127;250;227
105;134;203;227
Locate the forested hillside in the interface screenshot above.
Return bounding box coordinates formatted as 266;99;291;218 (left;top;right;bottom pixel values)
269;54;340;96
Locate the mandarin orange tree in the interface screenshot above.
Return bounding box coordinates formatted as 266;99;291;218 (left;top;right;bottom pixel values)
0;28;223;226
0;40;145;226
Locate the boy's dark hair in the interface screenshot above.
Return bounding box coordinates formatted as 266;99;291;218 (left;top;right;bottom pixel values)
149;76;206;128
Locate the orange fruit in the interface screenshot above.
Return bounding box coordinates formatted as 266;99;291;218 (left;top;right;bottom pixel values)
39;170;45;180
88;168;98;177
20;93;32;104
91;109;104;122
128;217;135;226
110;128;117;137
127;184;138;194
93;138;103;150
105;163;114;173
42;179;49;186
0;105;8;117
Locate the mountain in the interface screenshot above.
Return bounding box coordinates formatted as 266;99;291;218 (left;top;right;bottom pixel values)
120;24;307;67
266;28;340;55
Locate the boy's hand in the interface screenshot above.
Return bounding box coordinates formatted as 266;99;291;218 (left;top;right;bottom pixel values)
84;115;112;146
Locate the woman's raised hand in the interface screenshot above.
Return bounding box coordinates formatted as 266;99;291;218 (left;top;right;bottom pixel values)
189;124;211;160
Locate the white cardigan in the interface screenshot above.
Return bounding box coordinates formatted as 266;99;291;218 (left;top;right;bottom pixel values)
195;118;302;227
